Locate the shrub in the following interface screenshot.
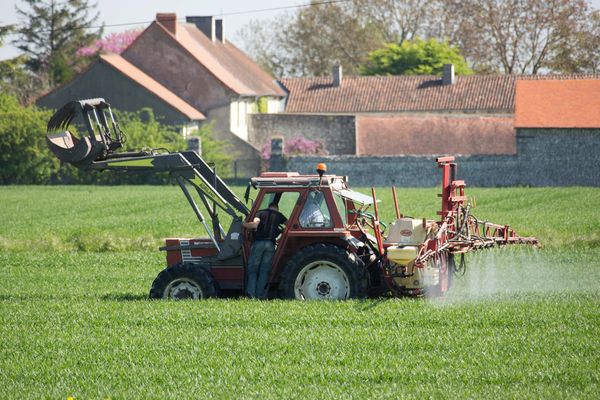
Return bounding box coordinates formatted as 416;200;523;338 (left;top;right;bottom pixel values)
0;93;57;184
261;136;327;169
0;97;233;184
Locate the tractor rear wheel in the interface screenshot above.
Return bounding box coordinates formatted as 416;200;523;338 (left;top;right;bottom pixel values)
149;263;216;300
279;244;368;300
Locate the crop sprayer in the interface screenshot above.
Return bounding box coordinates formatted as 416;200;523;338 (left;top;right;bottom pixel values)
46;99;539;299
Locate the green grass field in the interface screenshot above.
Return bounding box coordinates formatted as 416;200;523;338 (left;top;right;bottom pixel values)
1;186;599;398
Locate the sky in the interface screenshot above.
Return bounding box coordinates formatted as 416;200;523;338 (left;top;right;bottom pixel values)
0;0;301;60
1;0;599;61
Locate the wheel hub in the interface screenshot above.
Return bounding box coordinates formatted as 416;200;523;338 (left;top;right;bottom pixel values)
316;281;331;295
294;260;350;300
164;278;203;300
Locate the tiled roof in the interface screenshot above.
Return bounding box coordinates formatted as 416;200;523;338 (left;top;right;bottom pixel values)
280;74;600;114
515;80;600;128
154;21;285;97
100;54;205;120
357;115;515;156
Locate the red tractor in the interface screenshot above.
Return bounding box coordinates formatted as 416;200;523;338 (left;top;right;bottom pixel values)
46;99;538;300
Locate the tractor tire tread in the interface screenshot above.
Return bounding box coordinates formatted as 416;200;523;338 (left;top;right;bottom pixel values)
149;262;217;299
278;243;368;299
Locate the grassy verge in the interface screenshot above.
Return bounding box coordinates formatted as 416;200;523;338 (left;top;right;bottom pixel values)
1;186;599;251
1;249;599;398
1;186;599;398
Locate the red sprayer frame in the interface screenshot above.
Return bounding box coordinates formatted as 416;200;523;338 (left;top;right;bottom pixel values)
415;156;539;268
372;156;539;296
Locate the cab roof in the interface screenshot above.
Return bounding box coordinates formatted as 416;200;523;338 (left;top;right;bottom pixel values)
250;173;346;188
250;173;376;206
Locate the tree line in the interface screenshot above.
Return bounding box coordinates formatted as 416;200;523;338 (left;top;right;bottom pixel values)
2;0;597;106
237;0;600;77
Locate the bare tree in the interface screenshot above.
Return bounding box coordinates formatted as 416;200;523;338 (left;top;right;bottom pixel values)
237;0;597;76
440;0;592;74
549;9;600;73
354;0;438;43
237;1;387;77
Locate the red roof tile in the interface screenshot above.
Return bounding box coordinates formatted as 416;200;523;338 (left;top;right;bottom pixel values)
280;74;600;114
357;115;515;156
515;80;600;128
153;20;285;97
100;54;205;120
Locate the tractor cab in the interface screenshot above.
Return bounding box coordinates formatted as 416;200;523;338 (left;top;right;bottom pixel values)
243;169;378;291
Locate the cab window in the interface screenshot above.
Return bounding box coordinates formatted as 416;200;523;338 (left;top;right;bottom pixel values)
258;191;300;220
299;191;332;228
334;193;348;225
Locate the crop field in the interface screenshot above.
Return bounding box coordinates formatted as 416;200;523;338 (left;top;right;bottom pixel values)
1;185;599;398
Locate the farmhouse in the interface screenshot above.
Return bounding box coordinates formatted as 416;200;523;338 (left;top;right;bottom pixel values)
251;66;600;157
35;11;600;186
37;13;286;176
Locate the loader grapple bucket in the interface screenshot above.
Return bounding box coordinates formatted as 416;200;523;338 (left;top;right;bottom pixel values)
46;130;106;168
46;98;123;169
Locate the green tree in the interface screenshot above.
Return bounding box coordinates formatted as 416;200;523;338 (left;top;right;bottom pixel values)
0;55;44;104
0;24;14;46
12;0;102;87
360;38;472;76
0;93;56;184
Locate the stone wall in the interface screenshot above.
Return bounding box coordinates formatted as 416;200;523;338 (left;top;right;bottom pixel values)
278;128;600;187
248;113;356;155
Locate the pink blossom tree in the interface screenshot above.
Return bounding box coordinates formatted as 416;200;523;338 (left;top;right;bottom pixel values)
261;136;328;167
76;29;142;57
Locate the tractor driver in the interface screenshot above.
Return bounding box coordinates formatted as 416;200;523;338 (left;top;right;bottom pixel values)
243;201;287;299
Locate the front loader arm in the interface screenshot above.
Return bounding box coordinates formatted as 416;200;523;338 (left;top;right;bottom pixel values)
45;98;249;253
92;152;249;218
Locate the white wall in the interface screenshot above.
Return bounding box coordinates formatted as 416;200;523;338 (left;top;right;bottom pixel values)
230;98;254;141
180;121;200;138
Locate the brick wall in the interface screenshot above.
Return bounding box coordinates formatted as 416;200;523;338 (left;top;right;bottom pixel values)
278;128;600;187
248;113;356;155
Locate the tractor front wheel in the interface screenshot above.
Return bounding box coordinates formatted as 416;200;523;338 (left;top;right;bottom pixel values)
150;263;216;300
279;244;368;300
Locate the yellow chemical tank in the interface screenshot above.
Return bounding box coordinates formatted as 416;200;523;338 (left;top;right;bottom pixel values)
387;246;418;266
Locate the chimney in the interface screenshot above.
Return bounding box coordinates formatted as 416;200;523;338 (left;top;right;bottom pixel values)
186;16;215;42
442;63;455;85
215;19;225;43
332;64;343;87
156;13;177;36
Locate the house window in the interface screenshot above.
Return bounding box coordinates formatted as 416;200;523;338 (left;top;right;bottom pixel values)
239;100;246;128
181;122;199;138
232;101;239;128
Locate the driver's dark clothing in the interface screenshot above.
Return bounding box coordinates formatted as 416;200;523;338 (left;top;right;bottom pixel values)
246;208;287;298
253;208;287;243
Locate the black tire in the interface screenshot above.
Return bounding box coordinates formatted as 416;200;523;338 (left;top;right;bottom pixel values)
149;263;217;300
279;244;368;300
